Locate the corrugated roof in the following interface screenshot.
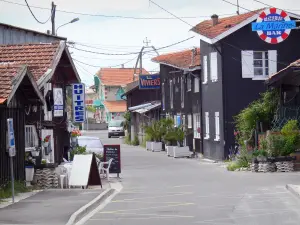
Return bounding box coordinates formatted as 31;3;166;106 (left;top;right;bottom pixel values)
152;48;200;69
96;68;149;86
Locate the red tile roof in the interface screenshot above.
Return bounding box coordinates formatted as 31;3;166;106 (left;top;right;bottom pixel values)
192;9;263;40
0;64;21;102
104;100;127;112
152;48;200;69
97;68;149;86
269;59;300;79
0;42;60;81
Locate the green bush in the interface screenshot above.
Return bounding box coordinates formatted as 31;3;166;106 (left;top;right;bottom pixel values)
227;162;241;171
124;134;131;145
281;120;299;136
0;181;30;200
132;135;139;146
70;145;87;160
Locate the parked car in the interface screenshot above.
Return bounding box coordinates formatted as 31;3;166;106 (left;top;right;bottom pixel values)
108;120;125;138
77;136;104;158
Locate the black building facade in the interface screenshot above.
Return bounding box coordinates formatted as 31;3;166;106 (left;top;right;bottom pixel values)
152;48;202;153
192;9;300;160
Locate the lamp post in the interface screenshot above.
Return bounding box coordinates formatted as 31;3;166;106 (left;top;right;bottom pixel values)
56;18;79;35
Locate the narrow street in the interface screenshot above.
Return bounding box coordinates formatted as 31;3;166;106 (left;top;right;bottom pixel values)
83;130;300;225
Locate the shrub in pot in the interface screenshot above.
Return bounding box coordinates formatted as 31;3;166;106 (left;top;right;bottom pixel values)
173;126;190;158
164;129;177;156
144;124;155;150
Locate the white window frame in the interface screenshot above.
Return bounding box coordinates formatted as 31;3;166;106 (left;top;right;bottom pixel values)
214;112;220;141
174;115;177;127
202;55;208;84
204;112;210;140
241;50;277;80
181;77;184;108
210;52;218;82
162;83;165;111
25;125;39;150
193;113;201;139
194;77;200;93
188;114;192;128
187;75;192;91
170;80;173;109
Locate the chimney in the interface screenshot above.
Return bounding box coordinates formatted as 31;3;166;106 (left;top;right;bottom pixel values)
191;48;196;67
46;30;51;35
211;14;219;26
121;64;124;68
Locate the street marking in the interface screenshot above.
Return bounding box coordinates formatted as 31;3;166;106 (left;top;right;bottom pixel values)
125;184;193;191
196;191;288;199
99;202;194;214
112;200;193;204
93;212;193;218
114;192;193;201
194;209;293;224
90;216;190;221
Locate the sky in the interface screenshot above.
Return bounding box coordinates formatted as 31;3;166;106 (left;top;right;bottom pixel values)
0;0;299;86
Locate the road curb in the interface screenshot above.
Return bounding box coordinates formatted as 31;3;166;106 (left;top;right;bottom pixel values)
286;184;300;199
66;188;115;225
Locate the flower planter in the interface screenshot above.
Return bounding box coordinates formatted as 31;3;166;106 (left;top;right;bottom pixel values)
71;137;77;143
151;142;162;152
25;166;34;182
166;146;174;157
173;146;191;158
31;150;40;157
146;141;153;151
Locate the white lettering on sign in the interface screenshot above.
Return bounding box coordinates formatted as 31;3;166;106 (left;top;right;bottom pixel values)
72;83;86;123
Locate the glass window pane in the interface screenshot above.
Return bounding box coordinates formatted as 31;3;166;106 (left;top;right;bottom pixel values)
265;59;269;68
254;52;263;59
265;51;269;59
254;68;263;76
265;68;269;76
253;60;263;67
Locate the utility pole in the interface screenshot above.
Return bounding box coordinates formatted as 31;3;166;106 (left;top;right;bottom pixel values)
236;0;240;15
143;37;151;47
51;2;56;35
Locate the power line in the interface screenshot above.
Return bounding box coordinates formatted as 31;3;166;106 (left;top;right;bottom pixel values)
253;0;300;12
1;0;235;20
68;36;195;56
24;0;52;24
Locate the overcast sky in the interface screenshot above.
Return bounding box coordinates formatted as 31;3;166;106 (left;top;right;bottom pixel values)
0;0;299;86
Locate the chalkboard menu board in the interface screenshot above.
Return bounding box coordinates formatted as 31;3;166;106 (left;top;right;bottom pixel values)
103;145;121;174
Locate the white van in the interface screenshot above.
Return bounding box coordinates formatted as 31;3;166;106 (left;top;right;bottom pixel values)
108;120;125;138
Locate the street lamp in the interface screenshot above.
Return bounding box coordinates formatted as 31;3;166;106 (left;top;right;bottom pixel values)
56;18;79;35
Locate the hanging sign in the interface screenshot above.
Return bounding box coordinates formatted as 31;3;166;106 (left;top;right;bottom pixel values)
7;118;16;157
139;74;160;89
53;88;64;117
252;8;296;44
72;83;86;123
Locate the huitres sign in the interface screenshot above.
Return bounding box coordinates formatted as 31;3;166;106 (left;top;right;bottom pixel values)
72;83;86;123
252;8;296;44
139;74;160;89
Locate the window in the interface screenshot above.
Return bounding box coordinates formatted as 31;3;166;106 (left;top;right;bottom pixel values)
204;112;210;139
193;113;201;139
241;50;277;80
174;115;177;127
181;77;184;108
25;125;39;149
202;55;208;84
162;83;165;111
214;112;220;141
188;114;192;128
187;75;192;91
194;77;200;93
210;52;218;82
182;115;186;129
170;80;173;109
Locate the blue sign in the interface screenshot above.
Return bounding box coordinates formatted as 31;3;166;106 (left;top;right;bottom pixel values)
177;115;181;127
7;118;15;150
139;74;160;89
252;8;296;44
72;83;86;123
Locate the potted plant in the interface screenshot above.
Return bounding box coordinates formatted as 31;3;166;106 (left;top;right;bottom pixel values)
144;124;155;151
31;147;41;157
71;129;81;143
173;126;191;158
160;118;174;151
25;152;36;186
163;129;177;157
150;120;163;152
42;135;51;148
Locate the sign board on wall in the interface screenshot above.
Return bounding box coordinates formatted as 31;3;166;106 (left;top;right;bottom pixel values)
7;118;16;157
139;74;160;89
251;8;296;44
53;88;64;117
72;83;86;123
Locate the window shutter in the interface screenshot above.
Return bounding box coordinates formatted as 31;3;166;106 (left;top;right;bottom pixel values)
268;50;277;76
205;112;210;138
215;112;220;141
194;77;200;93
210;52;218;82
203;56;208;83
241;51;254;78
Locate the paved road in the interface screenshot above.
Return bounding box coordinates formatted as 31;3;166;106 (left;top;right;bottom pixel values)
83;130;300;225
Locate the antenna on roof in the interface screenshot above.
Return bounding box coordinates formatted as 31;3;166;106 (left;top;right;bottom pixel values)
236;0;240;15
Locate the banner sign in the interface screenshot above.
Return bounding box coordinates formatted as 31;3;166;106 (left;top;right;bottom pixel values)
139;74;160;89
7;118;16;157
53;88;64;117
252;8;296;44
72;83;86;123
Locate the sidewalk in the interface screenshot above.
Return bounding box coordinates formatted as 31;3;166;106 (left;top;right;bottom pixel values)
0;184;113;225
286;184;300;199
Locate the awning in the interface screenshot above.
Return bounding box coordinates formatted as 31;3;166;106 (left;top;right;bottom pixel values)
134;102;161;114
93;99;104;108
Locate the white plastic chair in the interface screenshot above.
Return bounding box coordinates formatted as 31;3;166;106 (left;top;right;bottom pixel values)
99;158;113;181
59;166;68;189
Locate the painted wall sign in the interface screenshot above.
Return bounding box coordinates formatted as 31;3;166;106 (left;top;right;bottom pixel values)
72;83;86;123
53;88;64;117
139;74;160;89
252;8;296;44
